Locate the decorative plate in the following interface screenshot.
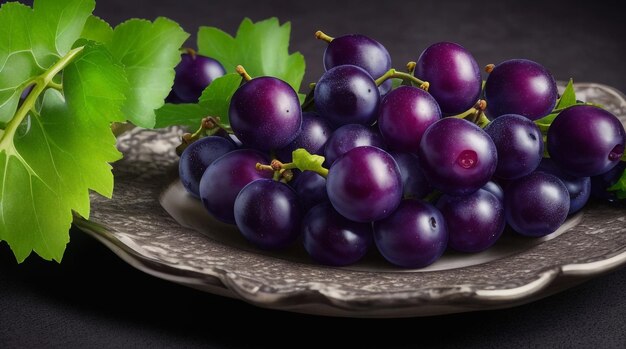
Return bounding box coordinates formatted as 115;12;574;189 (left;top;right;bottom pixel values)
74;82;626;318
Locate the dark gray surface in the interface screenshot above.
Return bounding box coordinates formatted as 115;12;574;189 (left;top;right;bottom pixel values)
2;0;626;347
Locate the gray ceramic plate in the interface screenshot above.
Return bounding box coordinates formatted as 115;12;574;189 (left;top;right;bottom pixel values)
74;82;626;318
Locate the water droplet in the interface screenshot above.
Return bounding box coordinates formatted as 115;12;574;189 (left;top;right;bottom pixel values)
457;150;478;169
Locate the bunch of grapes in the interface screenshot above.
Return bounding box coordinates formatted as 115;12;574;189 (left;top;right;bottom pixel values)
174;31;626;268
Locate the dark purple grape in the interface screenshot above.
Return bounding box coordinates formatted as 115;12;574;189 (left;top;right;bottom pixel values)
324;124;385;165
388;151;431;199
482;181;504;202
302;202;372;266
378;85;441;153
484;114;544;179
172;53;226;103
547;105;625;177
314;65;380;127
590;161;626;202
415;42;481;115
373;199;447;268
322;34;392;95
538;158;591;214
327;146;402;222
419;118;497;196
230;77;302;151
484;59;557;120
292;171;328;212
20;84;34;100
199;149;272;224
275;112;332;162
505;171;570;237
234;179;301;249
179;136;236;197
436;189;505;253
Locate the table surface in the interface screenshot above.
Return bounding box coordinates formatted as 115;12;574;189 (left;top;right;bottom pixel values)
2;0;626;348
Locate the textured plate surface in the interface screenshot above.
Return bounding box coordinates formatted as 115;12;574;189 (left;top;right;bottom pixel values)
75;82;626;318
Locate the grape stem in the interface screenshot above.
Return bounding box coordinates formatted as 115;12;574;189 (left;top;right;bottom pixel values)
314;30;334;43
256;159;329;179
175;116;232;155
181;47;197;59
406;61;416;75
236;65;252;81
485;64;495;73
375;69;429;91
450;100;490;128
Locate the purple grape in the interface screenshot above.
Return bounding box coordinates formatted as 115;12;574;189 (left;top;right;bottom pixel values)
314;65;380;127
388;151;431;199
505;171;570;237
373;199;447;268
547;105;625;177
302;202;372;266
324;124;385;165
415;42;481;115
230;77;302;151
322;34;392;95
590;161;626;202
482;181;504;202
199;149;272;224
484;59;557;120
419;118;497;196
484;114;544;179
234;179;302;249
172;53;226;103
436;189;505;253
275;112;332;162
327;146;402;222
538;158;590;214
292;171;328;212
378;85;441;153
179;136;236;198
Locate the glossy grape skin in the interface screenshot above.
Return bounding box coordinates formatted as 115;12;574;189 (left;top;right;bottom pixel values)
292;171;328;212
230;77;302;151
179;136;236;198
373;199;447;268
482;181;504;202
323;34;392;95
302;202;372;266
314;65;380;127
484;114;544;179
378;86;442;153
484;59;557;120
172;53;226;103
199;149;272;224
419;118;497;196
389;151;431;199
436;189;505;253
415;42;481;115
327;146;403;222
276;112;333;162
590;161;626;202
234;179;301;249
324;124;385;165
547;105;625;177
537;158;590;215
505;171;570;237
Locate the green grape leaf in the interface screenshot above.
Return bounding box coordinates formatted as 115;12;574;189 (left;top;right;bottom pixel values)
536;79;577;126
80;15;113;43
105;18;189;128
155;73;242;129
197;17;305;93
0;43;128;262
291;148;328;177
607;167;626;199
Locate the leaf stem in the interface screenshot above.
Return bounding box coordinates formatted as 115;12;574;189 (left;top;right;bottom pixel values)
48;81;63;91
375;69;429;91
0;46;85;150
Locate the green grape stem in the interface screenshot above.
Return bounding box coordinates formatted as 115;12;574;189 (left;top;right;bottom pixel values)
0;46;85;151
375;69;429;91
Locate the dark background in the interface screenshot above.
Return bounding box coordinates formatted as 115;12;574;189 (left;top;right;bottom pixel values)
2;0;626;348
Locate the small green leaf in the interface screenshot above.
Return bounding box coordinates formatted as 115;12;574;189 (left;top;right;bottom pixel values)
80;15;113;43
155;73;241;129
106;18;189;128
292;148;328;177
197;17;305;93
556;79;576;109
607;166;626;199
